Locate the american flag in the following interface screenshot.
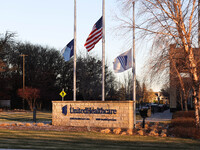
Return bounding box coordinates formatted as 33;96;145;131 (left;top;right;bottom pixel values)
84;17;103;52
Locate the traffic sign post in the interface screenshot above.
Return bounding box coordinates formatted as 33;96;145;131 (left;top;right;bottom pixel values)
60;89;66;101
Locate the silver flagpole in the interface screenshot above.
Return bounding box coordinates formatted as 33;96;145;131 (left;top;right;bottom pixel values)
198;0;200;48
74;0;77;101
132;1;136;128
102;0;105;101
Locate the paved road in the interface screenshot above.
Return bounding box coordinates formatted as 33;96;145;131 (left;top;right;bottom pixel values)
137;109;173;122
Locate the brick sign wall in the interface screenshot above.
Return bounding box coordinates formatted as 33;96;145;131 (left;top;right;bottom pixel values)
52;101;134;129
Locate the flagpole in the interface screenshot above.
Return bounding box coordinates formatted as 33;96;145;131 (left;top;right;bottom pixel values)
198;0;200;47
102;0;105;101
74;0;77;101
132;1;136;128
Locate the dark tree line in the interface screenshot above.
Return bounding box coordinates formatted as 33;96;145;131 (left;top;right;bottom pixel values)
0;32;120;110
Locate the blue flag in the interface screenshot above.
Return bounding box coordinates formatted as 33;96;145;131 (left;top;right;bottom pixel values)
61;39;74;61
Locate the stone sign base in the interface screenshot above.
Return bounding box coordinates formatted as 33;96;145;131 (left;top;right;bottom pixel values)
52;101;134;129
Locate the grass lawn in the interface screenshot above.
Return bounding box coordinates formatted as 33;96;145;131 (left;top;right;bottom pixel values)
0;111;51;123
0;111;199;149
0;111;141;123
0;129;199;149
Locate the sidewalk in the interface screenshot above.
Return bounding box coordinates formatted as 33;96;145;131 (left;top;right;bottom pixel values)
137;109;173;122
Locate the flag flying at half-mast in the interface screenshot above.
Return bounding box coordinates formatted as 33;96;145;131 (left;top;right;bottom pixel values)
61;39;74;62
84;17;103;52
84;0;105;101
61;0;76;101
113;49;132;73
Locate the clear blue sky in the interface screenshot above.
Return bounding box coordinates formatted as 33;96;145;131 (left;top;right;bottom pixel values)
0;0;160;91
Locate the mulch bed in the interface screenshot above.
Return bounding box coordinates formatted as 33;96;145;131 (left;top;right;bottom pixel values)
0;123;103;132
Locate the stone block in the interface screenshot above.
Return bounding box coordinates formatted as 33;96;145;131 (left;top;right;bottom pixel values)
0;123;9;126
101;129;111;134
16;123;24;126
137;129;144;136
37;123;45;127
160;133;167;137
52;101;134;129
145;124;149;129
127;129;133;135
113;128;121;135
149;130;159;136
25;123;32;127
121;132;127;135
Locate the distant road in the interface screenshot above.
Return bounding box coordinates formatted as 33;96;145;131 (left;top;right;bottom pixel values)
137;109;172;122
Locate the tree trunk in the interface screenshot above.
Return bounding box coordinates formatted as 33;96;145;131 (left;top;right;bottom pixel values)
33;98;36;109
180;92;184;110
194;96;200;128
184;98;188;111
199;86;200;119
183;90;188;111
27;99;33;111
193;89;200;128
188;49;200;127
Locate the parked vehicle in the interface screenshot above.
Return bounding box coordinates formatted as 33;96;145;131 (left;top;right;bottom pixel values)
150;103;158;113
158;104;164;112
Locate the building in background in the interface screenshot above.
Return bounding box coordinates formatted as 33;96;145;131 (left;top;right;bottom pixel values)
169;44;198;112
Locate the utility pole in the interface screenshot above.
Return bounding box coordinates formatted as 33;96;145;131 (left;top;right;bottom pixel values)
20;54;28;109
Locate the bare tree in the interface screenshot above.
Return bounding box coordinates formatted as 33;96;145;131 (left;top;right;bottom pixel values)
118;0;200;127
0;32;15;72
123;71;133;100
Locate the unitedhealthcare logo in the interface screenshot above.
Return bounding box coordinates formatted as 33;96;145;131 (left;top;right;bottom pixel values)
62;105;67;115
62;105;117;116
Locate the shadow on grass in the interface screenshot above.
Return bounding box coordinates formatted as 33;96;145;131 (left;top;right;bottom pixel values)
0;137;199;150
0;131;199;150
0;112;51;123
0;116;33;122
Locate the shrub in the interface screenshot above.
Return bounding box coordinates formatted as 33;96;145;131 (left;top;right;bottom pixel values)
171;117;196;128
18;87;40;111
170;110;200;139
172;111;195;119
169;127;200;139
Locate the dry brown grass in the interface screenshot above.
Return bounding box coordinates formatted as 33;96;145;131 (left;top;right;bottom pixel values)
171;117;196;127
170;111;200;139
172;111;195;119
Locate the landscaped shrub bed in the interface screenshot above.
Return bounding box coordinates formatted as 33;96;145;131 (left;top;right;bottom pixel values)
172;111;195;119
169;127;200;139
169;111;200;139
171;117;195;127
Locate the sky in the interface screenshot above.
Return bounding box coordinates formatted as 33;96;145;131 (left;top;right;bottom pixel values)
0;0;160;91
